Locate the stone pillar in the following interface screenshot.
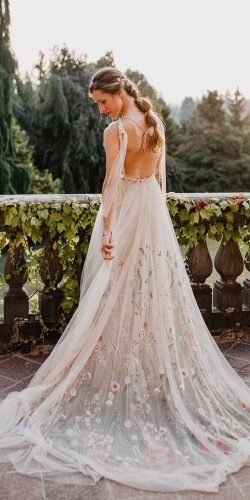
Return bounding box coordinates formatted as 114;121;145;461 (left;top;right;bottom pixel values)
4;241;29;323
38;228;64;322
187;240;213;312
213;239;244;312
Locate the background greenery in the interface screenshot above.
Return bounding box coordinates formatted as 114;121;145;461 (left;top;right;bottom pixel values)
1;0;250;196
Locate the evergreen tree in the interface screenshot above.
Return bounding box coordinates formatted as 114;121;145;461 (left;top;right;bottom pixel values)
0;0;16;190
14;49;185;194
0;0;32;193
226;87;248;129
179;97;196;125
177;90;250;192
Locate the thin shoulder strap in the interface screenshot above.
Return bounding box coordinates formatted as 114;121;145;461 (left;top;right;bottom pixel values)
121;116;146;134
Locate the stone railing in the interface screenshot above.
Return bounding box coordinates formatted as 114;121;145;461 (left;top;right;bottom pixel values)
0;193;249;346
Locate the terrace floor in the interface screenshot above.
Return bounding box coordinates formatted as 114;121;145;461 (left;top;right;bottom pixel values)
0;340;249;500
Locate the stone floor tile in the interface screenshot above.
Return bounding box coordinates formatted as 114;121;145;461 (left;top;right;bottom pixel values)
0;354;15;365
225;355;250;376
0;373;34;399
220;465;250;489
43;477;111;500
0;462;17;474
0;472;44;500
105;479;180;499
218;341;235;353
0;355;38;381
0;374;18;392
225;345;250;363
22;353;50;364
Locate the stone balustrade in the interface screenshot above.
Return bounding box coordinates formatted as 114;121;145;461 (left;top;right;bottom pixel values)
0;193;249;346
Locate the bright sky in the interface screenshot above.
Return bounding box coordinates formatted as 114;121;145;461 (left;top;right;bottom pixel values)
9;0;250;105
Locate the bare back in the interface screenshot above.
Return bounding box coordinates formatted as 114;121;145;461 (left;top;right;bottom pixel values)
121;115;162;179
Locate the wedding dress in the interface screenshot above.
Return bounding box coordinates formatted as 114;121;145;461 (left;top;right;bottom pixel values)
0;115;249;494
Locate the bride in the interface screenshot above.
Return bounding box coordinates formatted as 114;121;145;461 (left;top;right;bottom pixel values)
0;67;249;494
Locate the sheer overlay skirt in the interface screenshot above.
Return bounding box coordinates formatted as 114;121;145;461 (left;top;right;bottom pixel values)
0;175;249;493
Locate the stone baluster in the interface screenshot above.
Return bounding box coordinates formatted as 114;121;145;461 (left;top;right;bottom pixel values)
38;227;64;322
243;250;250;309
186;240;213;312
213;239;244;312
4;239;29;323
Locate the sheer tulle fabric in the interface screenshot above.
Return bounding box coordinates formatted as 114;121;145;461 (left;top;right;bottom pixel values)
0;119;249;493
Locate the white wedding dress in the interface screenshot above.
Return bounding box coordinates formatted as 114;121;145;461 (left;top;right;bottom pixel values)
0;116;249;494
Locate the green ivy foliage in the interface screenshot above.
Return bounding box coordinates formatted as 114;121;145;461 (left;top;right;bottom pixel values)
167;193;250;248
0;194;249;318
0;196;101;319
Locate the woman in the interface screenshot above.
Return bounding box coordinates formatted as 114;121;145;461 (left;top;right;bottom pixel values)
0;67;249;494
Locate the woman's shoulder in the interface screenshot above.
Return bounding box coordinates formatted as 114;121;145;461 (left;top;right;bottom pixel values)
103;120;121;148
103;120;120;138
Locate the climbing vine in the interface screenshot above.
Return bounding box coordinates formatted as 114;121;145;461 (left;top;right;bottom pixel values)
0;192;249;351
167;193;250;248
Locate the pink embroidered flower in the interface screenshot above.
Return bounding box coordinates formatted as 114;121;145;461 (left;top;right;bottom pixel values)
111;380;120;392
216;440;229;454
125;376;131;385
124;419;132;428
159;427;167;436
143;321;148;329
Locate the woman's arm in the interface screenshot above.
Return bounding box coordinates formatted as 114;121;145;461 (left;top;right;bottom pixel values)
102;121;121;232
154;119;166;194
101;121;121;259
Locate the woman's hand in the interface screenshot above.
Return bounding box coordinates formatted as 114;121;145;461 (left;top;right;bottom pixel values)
101;231;115;260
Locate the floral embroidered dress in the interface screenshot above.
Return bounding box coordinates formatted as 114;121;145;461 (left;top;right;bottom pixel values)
0;116;249;494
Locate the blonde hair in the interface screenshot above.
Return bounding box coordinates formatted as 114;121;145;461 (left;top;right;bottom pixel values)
88;67;165;151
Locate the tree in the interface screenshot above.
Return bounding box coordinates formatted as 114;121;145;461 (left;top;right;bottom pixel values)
226;87;249;129
179;97;196;125
12;120;61;193
177;90;250;192
14;49;184;194
0;0;32;193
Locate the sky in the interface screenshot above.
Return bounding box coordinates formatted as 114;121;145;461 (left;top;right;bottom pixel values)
9;0;250;105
